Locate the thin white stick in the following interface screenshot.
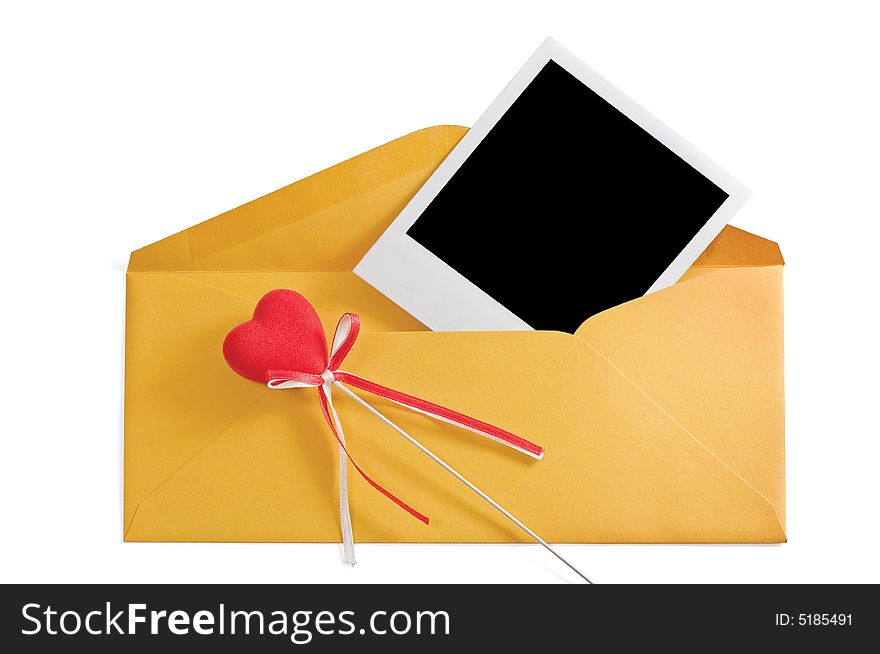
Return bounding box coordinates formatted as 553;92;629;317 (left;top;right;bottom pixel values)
333;381;591;584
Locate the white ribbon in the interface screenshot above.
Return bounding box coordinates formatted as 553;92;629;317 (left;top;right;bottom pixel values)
270;334;358;565
321;379;356;566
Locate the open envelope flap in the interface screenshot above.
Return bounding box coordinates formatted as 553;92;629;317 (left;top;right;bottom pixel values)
127;126;468;273
126;321;785;542
576;241;785;535
127;122;778;279
687;224;784;271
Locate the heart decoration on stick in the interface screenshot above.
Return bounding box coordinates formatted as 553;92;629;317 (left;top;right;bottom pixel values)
223;289;589;582
224;289;329;383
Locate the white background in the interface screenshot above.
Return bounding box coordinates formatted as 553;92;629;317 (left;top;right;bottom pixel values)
1;1;878;584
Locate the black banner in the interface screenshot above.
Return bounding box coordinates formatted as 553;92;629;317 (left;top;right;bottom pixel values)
0;584;874;651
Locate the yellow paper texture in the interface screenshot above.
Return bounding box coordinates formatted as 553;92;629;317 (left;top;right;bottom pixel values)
125;126;785;543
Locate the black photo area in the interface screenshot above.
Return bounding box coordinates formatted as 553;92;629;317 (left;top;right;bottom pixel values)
406;60;729;332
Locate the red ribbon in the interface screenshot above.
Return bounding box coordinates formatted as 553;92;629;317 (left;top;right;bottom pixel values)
267;313;544;525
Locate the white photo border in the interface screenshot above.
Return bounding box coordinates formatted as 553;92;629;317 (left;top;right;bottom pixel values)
354;37;751;331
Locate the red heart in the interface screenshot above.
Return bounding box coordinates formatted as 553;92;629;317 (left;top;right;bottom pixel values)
223;289;328;383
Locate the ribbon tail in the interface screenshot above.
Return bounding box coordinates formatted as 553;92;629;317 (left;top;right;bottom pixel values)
318;385;429;526
321;382;357;566
334;372;544;460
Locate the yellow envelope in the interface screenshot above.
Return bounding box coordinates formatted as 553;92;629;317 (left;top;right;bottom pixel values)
125;125;785;544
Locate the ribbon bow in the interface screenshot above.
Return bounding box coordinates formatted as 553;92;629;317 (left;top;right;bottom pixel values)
223;290;588;581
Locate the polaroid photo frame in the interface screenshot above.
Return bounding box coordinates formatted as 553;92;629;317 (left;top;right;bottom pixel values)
355;38;751;332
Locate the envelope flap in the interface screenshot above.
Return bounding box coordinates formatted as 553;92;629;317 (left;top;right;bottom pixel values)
127;126;467;273
576;265;785;529
689;225;783;268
